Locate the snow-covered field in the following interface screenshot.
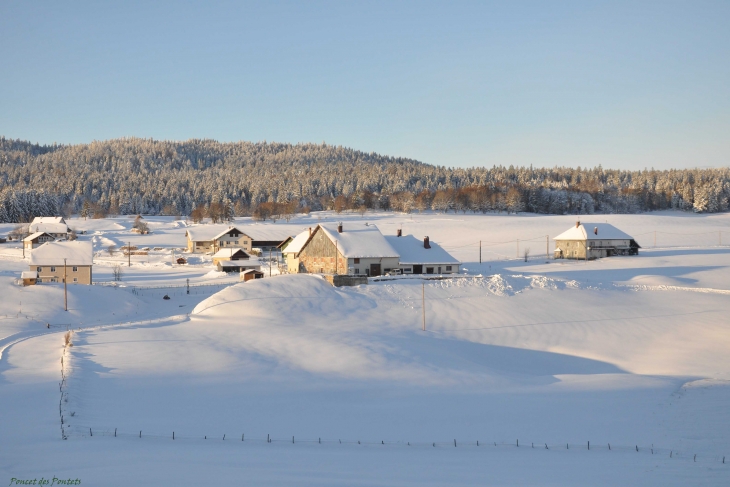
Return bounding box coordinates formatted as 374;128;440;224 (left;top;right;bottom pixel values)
1;211;729;486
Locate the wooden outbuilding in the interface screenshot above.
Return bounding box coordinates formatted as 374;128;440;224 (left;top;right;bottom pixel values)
240;269;264;282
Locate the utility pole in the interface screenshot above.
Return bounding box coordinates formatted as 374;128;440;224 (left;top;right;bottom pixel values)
654;231;657;248
269;247;272;277
128;241;131;267
422;282;426;332
546;235;549;260
516;239;519;259
64;258;68;312
186;278;189;295
720;231;722;246
479;240;482;264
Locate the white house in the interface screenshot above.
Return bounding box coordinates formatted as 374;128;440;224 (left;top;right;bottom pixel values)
553;221;640;260
185;225;252;253
29;217;69;238
385;231;460;275
281;229;311;273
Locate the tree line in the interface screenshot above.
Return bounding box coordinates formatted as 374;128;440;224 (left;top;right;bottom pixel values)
0;136;728;223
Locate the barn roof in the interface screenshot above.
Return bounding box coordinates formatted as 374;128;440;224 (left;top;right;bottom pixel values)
186;225;248;242
309;223;399;259
29;221;68;234
212;248;249;259
30;241;94;266
554;222;633;241
384;235;460;265
23;232;52;242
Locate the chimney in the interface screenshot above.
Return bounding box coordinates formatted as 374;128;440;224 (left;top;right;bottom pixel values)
308;227;312;236
594;227;598;235
397;229;402;237
337;223;343;234
424;236;431;249
576;221;580;228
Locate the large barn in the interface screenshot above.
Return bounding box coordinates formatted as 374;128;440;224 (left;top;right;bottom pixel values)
554;221;640;260
295;223;400;277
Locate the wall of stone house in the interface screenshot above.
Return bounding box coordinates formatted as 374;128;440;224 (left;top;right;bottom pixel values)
298;230;348;274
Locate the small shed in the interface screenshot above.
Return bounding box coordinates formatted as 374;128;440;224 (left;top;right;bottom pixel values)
240;269;264;282
21;271;38;286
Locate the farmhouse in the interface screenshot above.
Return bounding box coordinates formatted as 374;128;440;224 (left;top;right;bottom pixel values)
185;225;252;254
385;231;460;275
295;223;399;276
28;241;94;285
23;232;55;251
554;221;640;260
29;217;69;238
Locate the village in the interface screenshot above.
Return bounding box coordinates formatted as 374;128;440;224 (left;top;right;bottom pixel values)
7;214;645;289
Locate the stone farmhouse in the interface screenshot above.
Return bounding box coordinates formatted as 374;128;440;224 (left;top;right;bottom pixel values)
296;223;400;276
28;241;94;285
554;221;640;260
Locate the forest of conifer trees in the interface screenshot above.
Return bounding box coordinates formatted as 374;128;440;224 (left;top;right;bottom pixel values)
0;136;728;223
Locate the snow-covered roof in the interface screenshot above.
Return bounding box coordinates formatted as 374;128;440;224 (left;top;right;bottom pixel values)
29;241;94;266
212;248;249;259
31;216;65;225
313;223;399;259
186;225;249;242
21;271;38;279
239;225;295;242
384;235;460;265
283;230;310;255
28;221;68;234
241;269;264;274
219;261;260;269
23;232;51;242
554;222;634;241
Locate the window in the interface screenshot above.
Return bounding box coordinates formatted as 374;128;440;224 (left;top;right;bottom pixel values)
72;266;78;272
50;266;56;272
354;258;360;264
446;266;452;271
73;278;78;283
50;277;57;283
354;268;360;274
37;267;42;272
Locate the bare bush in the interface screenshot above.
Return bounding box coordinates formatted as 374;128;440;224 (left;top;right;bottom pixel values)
64;331;73;348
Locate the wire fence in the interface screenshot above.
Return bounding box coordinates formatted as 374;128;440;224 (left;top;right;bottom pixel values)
67;426;728;465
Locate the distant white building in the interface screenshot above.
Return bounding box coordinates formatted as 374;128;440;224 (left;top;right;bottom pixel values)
385;231;460;275
28;241;94;285
185;225;252;254
29;217;69;238
553;221;640;260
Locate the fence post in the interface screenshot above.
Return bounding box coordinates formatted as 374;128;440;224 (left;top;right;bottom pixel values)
588;441;589;450
454;439;456;447
140;430;141;438
173;431;175;440
90;428;92;437
242;433;244;441
115;428;117;438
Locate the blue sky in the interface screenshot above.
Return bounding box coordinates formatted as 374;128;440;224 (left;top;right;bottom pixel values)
1;0;728;170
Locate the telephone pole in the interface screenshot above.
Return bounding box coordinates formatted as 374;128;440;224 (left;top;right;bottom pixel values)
63;258;68;312
546;235;549;260
516;239;519;259
269;247;273;277
479;240;482;264
128;241;131;267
